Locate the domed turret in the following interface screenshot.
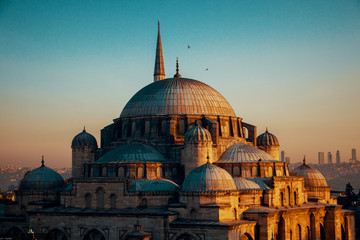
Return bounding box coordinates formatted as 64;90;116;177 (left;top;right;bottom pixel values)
183;124;213;176
71;127;97;178
19;157;65;191
290;158;328;188
182;162;236;191
256;128;280;160
71;127;97;148
184;124;212;144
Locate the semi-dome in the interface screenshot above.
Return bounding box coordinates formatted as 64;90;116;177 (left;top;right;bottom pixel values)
257;128;279;147
184;124;212;144
233;177;261;190
94;143;169;164
129;179;179;192
71;128;98;148
290;159;328;187
215;143;274;164
182;163;236;191
19;158;65;191
120;78;236;118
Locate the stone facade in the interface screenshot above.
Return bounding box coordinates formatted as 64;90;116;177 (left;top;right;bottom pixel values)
0;25;355;240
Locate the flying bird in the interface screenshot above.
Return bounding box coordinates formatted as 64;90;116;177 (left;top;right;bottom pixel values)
205;68;208;71
188;45;191;49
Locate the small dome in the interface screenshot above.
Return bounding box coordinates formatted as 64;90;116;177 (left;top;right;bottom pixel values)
257;128;279;147
19;158;65;191
233;177;261;190
184;125;212;144
94;143;169;164
290;159;328;187
182;163;236;191
129;179;179;192
71;128;97;148
215;143;274;164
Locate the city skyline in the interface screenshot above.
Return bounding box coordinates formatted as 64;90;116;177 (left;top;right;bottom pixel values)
1;1;360;168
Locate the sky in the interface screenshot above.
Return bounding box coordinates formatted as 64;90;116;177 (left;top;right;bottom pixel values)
0;0;360;168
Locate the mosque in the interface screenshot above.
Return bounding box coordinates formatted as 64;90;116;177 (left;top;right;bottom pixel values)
0;23;355;240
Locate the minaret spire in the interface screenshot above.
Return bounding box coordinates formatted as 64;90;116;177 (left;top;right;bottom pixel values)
154;21;165;82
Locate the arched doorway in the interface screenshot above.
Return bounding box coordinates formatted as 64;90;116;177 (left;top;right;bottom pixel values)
320;224;325;240
277;216;285;240
83;229;106;240
240;233;253;240
45;229;68;240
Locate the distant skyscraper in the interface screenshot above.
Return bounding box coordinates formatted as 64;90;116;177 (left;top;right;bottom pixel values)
281;151;285;162
336;150;340;164
285;156;290;163
328;152;332;164
318;152;324;165
350;148;358;163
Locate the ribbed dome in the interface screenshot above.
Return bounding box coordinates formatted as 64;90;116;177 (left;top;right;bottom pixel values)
71;128;98;148
257;128;279;147
182;163;236;191
184;125;212;144
120;78;236;118
233;177;261;190
94;143;169;164
290;161;328;187
215;143;274;163
19;161;65;191
129;179;179;192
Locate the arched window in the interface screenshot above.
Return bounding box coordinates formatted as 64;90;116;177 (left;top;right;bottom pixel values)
234;208;238;220
85;193;92;209
297;224;301;240
179;119;185;135
118;167;125;177
110;194;116;209
307;226;310;240
131;122;136;137
281;192;284;206
144;121;151;136
287;186;291;205
268;166;273;177
233;166;240;176
294;192;297;205
101;167;107;177
190;208;197;219
137;167;144;178
96;188;104;209
157;167;162;177
251;166;257;177
84;229;106;240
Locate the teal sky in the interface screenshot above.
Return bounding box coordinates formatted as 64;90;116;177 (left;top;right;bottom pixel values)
1;0;360;168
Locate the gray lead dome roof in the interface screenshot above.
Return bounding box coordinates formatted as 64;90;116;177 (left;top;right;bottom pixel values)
19;163;65;191
182;163;236;191
94;143;169;164
120;78;236;118
290;162;328;187
257;129;279;147
215;143;274;163
71;129;97;148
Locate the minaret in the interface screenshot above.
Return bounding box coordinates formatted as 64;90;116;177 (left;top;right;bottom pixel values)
154;21;165;82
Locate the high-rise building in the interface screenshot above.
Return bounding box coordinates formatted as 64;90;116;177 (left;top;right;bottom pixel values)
318;152;324;165
328;152;332;164
281;151;285;162
285;156;290;163
336;150;340;164
350;148;358;163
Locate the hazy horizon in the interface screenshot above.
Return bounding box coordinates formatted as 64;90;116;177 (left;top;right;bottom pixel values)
1;1;359;168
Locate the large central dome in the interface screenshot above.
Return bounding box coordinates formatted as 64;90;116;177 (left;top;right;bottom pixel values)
120;78;236;118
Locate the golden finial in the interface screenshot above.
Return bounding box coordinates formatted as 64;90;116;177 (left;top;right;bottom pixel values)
41;156;45;166
303;156;306;165
206;151;210;164
173;57;182;78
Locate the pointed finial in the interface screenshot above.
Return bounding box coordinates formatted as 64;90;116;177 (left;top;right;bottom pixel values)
83;126;86;132
303;156;306;165
206;152;211;164
265;127;268;133
41;156;45;166
154;21;165;82
173;57;182;78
